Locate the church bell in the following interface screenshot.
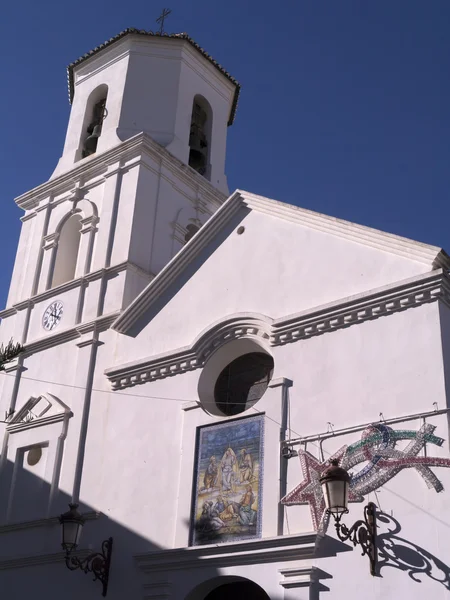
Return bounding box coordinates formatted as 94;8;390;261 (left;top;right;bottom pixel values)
82;124;102;158
188;148;207;174
188;130;208;174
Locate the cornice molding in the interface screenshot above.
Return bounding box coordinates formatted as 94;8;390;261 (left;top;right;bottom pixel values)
106;270;449;390
269;377;293;389
112;189;449;336
241;191;450;270
0;549;92;571
279;566;331;592
6;412;72;434
106;313;271;389
134;532;319;573
0;261;147;318
112;191;244;334
272;268;449;345
80;214;99;234
15;133;226;212
143;580;171;599
20;212;37;222
67;29;240;125
2;359;26;374
22;311;119;356
0;511;99;535
43;232;59;250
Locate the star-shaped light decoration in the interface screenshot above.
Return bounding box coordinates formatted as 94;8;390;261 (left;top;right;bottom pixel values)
282;423;450;531
282;448;363;530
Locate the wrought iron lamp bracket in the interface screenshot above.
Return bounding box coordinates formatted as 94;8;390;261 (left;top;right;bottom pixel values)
333;502;377;576
65;537;113;597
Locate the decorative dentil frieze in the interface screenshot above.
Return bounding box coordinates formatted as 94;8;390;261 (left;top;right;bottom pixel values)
106;270;450;390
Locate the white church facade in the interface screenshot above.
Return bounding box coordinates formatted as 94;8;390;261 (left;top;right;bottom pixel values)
1;28;450;600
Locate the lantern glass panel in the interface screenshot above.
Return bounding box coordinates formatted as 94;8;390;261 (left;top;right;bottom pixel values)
61;520;83;553
322;479;348;515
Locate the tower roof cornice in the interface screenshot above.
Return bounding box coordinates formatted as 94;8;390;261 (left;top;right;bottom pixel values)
67;28;241;126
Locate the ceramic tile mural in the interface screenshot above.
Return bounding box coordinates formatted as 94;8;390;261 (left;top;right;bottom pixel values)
190;414;264;546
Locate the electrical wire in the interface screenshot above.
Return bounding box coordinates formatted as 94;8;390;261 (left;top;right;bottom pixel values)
0;371;329;463
1;372;303;439
1;371;196;403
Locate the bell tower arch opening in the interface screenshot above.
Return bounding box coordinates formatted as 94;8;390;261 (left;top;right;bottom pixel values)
52;32;239;192
77;84;108;160
188;95;213;180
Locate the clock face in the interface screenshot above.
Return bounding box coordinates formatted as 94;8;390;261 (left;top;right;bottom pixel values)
42;301;64;331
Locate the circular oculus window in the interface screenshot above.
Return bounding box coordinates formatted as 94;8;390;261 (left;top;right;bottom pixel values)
27;446;42;466
214;352;274;416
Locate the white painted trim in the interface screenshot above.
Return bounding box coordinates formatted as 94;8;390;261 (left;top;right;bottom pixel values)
0;260;148;319
242;190;450;269
272;267;449;345
6;413;71;434
106;270;449;390
143;580;172;600
0;549;91;571
269;377;293;388
19;311;119;356
0;511;99;535
106;313;271;389
134;532;319;573
181;401;200;412
15;133;226;212
278;566;332;591
111;189;449;335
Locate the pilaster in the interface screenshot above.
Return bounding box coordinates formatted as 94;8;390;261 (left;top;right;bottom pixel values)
39;232;59;293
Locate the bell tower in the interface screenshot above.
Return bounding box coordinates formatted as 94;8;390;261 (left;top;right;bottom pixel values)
52;30;239;194
1;29;239;347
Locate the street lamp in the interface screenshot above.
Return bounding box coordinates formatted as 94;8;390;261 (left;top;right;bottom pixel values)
319;460;378;576
59;503;113;597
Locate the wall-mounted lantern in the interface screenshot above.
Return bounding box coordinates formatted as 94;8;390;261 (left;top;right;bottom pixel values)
319;460;378;576
59;503;113;597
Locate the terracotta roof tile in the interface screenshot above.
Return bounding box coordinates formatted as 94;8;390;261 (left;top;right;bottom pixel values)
67;28;240;125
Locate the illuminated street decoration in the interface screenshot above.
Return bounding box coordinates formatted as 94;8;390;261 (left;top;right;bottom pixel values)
282;423;450;530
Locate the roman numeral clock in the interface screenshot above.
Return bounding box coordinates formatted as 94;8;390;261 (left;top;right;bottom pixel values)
42;301;64;331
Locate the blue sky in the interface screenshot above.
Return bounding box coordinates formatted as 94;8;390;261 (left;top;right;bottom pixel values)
1;1;449;308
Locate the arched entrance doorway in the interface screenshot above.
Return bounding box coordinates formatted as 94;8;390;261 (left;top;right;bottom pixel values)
204;580;270;600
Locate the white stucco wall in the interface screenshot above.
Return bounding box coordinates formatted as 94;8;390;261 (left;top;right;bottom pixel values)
115;207;434;363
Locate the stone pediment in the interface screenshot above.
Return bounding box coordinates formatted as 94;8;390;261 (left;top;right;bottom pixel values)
7;393;71;432
112;189;450;337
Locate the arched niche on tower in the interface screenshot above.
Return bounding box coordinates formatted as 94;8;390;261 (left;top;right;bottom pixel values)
188;95;213;180
76;84;108;162
51;213;83;288
39;197;99;293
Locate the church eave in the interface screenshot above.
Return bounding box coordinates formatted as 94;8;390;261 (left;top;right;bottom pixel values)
241;191;450;270
66;29;240;126
111;189;450;336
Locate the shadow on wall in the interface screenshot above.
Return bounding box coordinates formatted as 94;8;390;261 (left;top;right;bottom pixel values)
376;511;450;590
0;457;222;600
0;456;348;600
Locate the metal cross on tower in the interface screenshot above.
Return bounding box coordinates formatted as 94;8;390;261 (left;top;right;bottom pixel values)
156;8;171;34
